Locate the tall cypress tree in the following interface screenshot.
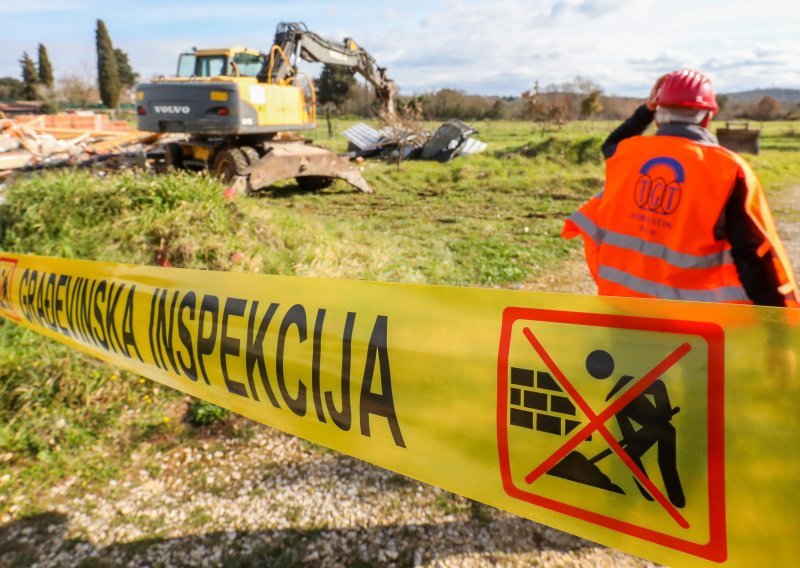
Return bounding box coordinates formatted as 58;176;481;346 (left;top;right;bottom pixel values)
37;43;54;88
95;19;120;109
114;47;139;89
19;52;39;100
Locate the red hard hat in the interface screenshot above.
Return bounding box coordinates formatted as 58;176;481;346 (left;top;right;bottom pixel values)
653;69;718;112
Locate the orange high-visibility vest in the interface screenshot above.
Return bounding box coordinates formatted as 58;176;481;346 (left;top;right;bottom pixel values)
563;135;799;306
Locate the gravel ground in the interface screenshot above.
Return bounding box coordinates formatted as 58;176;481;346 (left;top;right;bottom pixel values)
2;186;797;567
0;426;655;567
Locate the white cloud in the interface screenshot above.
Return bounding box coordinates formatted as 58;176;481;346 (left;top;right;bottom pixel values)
356;0;800;95
548;0;630;20
700;42;800;91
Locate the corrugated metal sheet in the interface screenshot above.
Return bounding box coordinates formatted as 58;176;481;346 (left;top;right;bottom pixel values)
342;123;382;151
454;137;488;157
343;120;486;160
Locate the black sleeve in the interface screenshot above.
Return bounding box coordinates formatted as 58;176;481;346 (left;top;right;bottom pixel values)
602;104;655;160
723;176;786;306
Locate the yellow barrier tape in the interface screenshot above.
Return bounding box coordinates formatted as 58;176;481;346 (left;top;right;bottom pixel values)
1;253;798;566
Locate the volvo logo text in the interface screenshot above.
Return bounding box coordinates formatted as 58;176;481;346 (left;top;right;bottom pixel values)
153;105;191;114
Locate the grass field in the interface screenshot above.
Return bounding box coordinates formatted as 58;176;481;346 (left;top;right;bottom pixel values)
1;118;799;563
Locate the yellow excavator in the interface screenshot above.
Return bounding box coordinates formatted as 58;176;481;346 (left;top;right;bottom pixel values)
135;22;396;193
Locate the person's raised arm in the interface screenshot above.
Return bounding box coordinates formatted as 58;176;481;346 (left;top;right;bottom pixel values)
601;74;667;159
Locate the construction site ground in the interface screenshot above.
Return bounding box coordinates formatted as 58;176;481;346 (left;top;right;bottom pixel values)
1;119;799;567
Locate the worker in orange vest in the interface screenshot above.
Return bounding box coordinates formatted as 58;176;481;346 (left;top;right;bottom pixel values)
563;69;798;307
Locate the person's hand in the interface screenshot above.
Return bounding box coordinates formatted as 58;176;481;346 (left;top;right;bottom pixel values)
646;74;668;111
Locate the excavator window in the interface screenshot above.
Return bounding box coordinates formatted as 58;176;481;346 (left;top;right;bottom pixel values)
178;53;227;78
232;53;264;77
177;53;196;77
196;56;226;78
175;52;266;79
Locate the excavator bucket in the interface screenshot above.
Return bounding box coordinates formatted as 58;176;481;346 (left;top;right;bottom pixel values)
240;142;372;194
716;121;761;155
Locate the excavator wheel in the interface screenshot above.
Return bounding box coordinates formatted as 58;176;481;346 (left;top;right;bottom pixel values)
239;146;261;165
296;176;335;192
213;148;249;182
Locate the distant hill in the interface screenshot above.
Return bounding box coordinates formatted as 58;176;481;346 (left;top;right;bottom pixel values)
723;88;800;104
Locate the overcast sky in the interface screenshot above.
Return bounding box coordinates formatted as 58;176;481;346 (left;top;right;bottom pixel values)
1;0;798;97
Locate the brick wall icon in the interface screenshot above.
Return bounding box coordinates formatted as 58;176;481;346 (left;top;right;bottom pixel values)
508;367;581;437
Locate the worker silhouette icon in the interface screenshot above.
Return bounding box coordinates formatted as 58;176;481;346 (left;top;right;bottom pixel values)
594;349;686;508
547;349;686;509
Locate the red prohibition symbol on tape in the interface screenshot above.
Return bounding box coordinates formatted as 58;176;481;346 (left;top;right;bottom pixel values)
497;308;726;561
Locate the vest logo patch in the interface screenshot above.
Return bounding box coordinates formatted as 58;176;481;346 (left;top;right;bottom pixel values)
634;157;684;216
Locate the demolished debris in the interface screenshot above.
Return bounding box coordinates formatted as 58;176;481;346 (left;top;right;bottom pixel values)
0;112;164;176
420;119;488;161
343;119;487;162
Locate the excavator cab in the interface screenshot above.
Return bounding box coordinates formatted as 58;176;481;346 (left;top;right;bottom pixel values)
176;48;267;79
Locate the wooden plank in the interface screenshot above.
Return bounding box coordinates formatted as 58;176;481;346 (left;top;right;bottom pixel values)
0;151;33;170
84;132;163;154
29;126;140;138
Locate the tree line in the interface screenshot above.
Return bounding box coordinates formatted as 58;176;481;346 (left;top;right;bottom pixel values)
318;69;638;122
317;65;800;123
0;20;138;112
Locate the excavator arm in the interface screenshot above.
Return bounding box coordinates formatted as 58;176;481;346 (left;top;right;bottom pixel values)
270;22;396;116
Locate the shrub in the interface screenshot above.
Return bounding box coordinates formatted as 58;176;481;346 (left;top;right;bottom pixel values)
186;399;229;426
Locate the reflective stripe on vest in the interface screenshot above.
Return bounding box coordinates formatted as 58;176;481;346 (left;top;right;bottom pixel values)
598;265;750;303
568;210;734;270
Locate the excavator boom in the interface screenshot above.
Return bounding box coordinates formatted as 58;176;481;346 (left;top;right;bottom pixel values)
271;22;396;117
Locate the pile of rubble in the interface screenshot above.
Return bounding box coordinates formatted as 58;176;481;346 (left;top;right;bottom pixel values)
0;112;164;179
343;119;487;162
